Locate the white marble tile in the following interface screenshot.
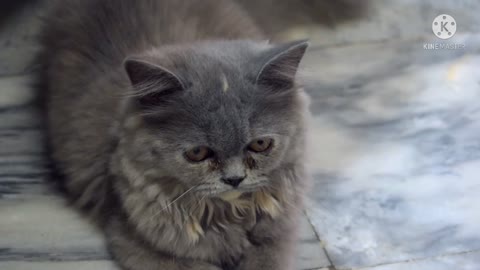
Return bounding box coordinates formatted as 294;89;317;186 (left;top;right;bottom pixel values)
0;196;109;260
300;34;480;93
0;129;45;155
0;75;35;107
0;1;43;76
296;240;331;270
362;251;480;270
303;37;480;268
280;0;480;45
0;260;118;270
296;217;331;269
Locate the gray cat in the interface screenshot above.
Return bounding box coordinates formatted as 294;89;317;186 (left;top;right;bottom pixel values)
39;0;310;269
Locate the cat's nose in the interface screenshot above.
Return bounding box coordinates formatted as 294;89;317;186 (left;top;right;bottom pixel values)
221;176;245;188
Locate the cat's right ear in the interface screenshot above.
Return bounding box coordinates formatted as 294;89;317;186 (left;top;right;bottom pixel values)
124;58;185;108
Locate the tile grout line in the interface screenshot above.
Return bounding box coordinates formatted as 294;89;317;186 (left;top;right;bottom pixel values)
302;209;337;270
352;248;480;270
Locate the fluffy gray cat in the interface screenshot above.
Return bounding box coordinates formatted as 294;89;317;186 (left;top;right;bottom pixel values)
39;0;310;269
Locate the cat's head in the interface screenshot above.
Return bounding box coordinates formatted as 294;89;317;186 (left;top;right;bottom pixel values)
118;40;309;198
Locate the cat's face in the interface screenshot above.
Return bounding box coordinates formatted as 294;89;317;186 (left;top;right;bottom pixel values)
120;40;308;197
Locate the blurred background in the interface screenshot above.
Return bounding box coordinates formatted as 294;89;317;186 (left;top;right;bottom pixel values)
0;1;479;270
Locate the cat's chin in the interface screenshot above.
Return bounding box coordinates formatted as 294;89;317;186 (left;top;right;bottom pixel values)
219;190;244;201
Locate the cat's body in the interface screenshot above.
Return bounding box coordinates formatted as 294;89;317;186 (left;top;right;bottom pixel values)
40;0;310;269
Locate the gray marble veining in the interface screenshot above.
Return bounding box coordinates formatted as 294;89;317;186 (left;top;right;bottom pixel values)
0;261;118;270
4;0;480;77
303;35;480;268
364;251;480;270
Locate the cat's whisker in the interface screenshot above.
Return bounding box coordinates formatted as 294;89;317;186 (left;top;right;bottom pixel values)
158;185;197;212
180;194;207;233
187;194;207;216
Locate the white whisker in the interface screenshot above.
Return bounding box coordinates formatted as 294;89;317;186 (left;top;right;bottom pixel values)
189;195;207;215
159;185;197;212
181;194;207;228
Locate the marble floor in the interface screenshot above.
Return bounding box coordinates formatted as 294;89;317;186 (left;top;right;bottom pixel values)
302;33;480;269
1;1;480;270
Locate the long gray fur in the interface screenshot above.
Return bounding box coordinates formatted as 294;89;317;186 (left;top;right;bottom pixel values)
39;0;311;269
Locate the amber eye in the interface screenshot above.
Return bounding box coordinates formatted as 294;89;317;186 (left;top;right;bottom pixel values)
185;146;213;162
248;138;273;153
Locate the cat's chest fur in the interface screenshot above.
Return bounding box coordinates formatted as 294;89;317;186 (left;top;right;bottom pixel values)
115;177;283;265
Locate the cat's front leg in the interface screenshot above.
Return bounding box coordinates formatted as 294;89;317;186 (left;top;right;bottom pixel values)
107;217;222;270
236;216;297;270
111;243;222;270
235;241;293;270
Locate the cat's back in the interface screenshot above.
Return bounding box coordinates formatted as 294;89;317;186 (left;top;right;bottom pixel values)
41;0;261;77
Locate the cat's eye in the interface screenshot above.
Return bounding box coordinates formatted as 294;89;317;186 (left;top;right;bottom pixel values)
185;146;213;162
247;138;273;153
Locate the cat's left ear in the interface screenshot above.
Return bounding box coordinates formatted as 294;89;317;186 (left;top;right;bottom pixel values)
124;58;185;109
255;40;309;90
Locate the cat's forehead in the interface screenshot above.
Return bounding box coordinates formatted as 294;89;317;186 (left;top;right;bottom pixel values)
186;71;256;121
175;87;252;156
183;53;252;84
175;54;256;110
182;71;253;122
157;41;268;80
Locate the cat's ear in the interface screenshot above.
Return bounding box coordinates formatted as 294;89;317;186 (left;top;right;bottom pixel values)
124;58;185;108
255;40;309;90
